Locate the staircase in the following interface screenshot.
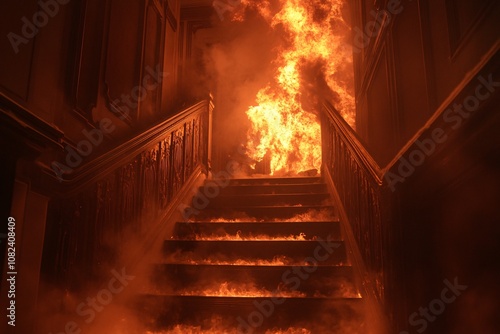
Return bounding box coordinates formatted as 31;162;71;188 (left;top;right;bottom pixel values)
137;177;368;333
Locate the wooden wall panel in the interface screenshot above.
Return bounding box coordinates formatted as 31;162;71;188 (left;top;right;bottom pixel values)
446;0;497;56
392;0;429;144
0;2;38;100
71;0;108;121
104;0;143;120
140;0;166;120
366;47;396;165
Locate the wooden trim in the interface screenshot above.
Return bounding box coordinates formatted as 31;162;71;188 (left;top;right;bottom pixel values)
385;31;400;144
166;1;178;31
70;0;108;125
445;0;496;59
0;93;64;150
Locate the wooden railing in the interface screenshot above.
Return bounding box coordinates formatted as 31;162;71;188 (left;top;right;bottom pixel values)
321;101;394;310
41;99;213;285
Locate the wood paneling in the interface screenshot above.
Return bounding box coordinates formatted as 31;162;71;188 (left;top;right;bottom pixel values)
104;0;144;120
445;0;496;57
71;0;108;121
0;2;38;100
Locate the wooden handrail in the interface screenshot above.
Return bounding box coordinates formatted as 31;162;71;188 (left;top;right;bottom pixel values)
42;99;212;195
0;92;65;149
322;101;384;185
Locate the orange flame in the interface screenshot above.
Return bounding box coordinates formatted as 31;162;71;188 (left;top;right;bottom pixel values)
192;231;313;241
203;209;337;223
146;326;312;334
240;0;354;174
179;281;306;298
165;253;295;266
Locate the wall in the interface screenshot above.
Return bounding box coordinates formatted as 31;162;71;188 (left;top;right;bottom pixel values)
352;0;499;166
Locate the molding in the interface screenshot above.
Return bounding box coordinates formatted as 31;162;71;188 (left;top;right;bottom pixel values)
166;1;178;31
0;93;64;151
445;0;496;60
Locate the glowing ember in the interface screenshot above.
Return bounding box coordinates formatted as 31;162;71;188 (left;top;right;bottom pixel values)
164;251;347;267
192;231;313;241
238;0;355;174
146;327;312;334
203;209;337;223
178;281;306;298
164;253;295;266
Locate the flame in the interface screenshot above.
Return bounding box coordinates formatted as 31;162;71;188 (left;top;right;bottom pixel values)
165;251;347;267
146;327;312;334
178;281;306;298
165;253;295;266
238;0;354;174
192;231;313;241
203;209;337;223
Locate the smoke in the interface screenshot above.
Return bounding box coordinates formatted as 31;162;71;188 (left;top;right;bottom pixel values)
35;221;159;334
195;8;281;158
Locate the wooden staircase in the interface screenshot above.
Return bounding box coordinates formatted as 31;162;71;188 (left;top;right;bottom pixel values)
136;177;368;333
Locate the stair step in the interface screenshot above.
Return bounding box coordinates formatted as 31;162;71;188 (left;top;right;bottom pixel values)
173;221;341;240
163;240;346;265
136;176;367;333
135;295;363;331
192;205;336;220
151;264;358;298
205;193;330;207
223;177;322;186
215;183;328;195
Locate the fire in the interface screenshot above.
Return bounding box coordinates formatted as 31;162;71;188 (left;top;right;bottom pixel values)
146;327;312;334
192;231;313;241
164;251;347;267
239;0;354;174
203;209;337;223
178;281;306;298
165;253;295;266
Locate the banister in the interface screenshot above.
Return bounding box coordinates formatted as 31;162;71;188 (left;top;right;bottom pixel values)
321;99;393;310
322;101;384;185
42;99;212;195
42;97;214;285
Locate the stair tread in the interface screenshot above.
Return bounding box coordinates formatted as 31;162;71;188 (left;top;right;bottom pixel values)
140;294;361;300
152;263;353;269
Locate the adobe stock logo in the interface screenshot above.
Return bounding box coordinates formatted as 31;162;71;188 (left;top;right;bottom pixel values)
7;0;71;54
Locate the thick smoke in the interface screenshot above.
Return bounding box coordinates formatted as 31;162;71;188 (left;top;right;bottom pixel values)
193;8;281;162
